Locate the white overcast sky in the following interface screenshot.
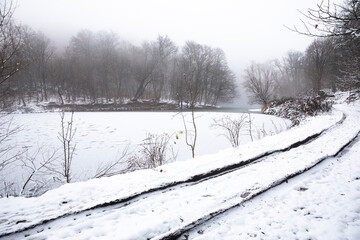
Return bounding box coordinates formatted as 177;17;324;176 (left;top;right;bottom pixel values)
14;0;329;83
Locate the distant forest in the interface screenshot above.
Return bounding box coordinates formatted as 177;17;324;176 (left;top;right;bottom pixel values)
1;0;359;110
243;0;360;105
0;8;237;109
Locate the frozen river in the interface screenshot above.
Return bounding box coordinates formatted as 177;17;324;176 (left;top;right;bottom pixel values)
1;111;290;195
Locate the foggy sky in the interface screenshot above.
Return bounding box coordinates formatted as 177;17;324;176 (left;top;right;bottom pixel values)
14;0;330;106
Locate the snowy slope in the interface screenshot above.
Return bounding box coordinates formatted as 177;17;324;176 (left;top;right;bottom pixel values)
0;101;359;239
187;126;360;240
0;110;342;235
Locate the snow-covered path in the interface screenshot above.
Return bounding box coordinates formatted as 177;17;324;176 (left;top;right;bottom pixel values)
0;102;359;240
186;127;360;240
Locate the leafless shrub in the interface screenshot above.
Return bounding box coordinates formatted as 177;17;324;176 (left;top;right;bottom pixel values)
212;113;288;146
254;120;286;140
57;111;76;183
127;132;179;172
264;96;333;126
255;123;268;140
211;114;247;147
270;120;284;135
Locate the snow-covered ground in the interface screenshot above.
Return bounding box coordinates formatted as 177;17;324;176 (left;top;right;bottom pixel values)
2;111;290;194
0;97;359;239
186;135;360;240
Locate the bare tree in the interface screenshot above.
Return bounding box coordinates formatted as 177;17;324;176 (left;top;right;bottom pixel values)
94;31;120;102
49;55;70;104
0;0;22;87
150;35;177;101
175;41;237;107
332;34;360;91
243;61;278;106
275;51;306;97
336;54;360;90
171;57;186;109
304;38;336;92
57;111;76;183
112;44;132;101
287;0;359;92
130;35;177;101
180;41;209;105
67;29;97;101
22;30;54;102
130;43;157;101
180;110;197;158
211;114;247;147
176;44;204;159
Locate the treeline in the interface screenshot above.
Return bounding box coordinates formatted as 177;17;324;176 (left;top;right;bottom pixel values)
1;10;237;109
243;0;360;105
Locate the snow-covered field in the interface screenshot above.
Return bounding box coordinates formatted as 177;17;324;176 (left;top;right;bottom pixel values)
1;97;359;240
2;111;289;190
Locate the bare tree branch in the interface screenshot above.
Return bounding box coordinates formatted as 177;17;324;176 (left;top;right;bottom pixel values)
286;0;360;38
0;114;22;171
93;143;130;178
0;0;23;87
19;147;58;196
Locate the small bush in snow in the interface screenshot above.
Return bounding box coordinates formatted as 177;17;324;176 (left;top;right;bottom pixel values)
211;114;248;147
264;95;333;126
127;132;179;171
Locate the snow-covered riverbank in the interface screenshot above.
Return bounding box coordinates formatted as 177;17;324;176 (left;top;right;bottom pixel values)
1;111;290;196
1;98;358;239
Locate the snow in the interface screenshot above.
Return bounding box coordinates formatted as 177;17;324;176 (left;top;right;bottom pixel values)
0;99;359;239
248;108;261;112
187;130;360;240
2;111;290;193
